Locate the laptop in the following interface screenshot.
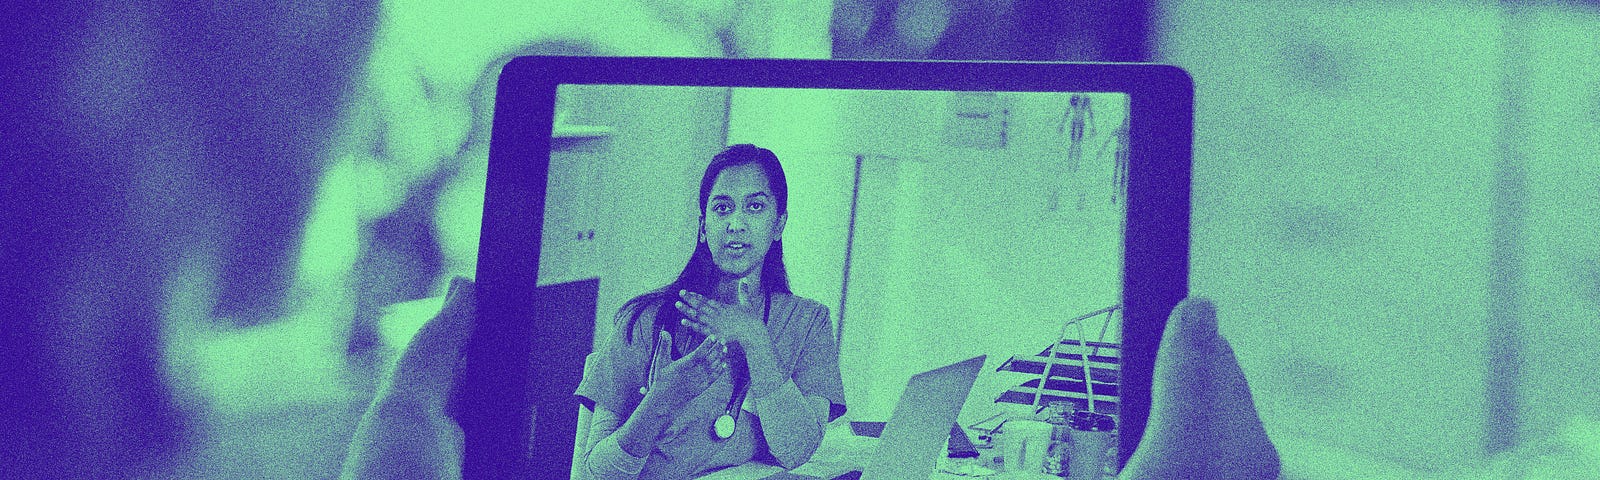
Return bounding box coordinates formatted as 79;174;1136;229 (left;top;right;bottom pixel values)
748;353;972;476
767;355;987;480
861;355;987;479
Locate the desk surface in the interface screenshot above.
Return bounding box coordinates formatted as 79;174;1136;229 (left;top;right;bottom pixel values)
692;423;1072;480
692;423;866;479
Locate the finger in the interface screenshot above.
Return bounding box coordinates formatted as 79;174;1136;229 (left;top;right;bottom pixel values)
678;289;725;311
396;276;477;376
1162;297;1220;355
708;355;729;381
675;301;719;335
711;336;731;367
683;333;727;369
704;337;730;377
680;316;717;337
384;277;478;415
699;334;728;360
1124;296;1279;479
673;299;705;321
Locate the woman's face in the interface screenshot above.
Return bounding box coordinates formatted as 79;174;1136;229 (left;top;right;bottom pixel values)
701;163;785;280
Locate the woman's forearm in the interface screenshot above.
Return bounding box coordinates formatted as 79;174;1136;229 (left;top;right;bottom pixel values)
742;340;785;402
749;381;830;468
582;434;645;480
740;341;830;467
580;395;677;480
614;394;677;458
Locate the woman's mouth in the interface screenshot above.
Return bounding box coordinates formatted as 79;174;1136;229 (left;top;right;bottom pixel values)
723;242;751;254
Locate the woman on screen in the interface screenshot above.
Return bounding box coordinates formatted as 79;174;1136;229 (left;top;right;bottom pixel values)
575;144;847;479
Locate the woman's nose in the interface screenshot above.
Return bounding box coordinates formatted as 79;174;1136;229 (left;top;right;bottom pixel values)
727;214;747;232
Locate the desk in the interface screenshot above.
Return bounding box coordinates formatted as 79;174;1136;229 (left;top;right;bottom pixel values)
693;423;867;479
692;423;1073;480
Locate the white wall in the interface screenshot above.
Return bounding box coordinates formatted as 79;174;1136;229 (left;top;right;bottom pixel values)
731;88;1131;425
1158;0;1503;470
726;88;858;329
541;85;731;350
1514;5;1600;448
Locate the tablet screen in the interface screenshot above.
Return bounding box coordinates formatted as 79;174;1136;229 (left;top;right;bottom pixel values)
551;84;1125;475
471;57;1191;479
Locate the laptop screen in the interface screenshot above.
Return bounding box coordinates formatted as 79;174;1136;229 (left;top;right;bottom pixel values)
469;57;1192;478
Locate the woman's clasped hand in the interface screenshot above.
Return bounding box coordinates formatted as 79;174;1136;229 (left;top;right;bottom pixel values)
675;284;768;353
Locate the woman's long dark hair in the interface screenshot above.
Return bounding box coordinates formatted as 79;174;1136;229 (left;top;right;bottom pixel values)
620;144;792;345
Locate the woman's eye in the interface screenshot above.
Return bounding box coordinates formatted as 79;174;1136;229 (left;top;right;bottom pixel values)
713;204;733;214
746;202;765;213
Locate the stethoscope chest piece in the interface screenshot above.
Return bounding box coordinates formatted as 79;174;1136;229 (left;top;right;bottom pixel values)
713;414;735;440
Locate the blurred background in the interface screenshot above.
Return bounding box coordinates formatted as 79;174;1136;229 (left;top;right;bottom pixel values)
6;0;1598;478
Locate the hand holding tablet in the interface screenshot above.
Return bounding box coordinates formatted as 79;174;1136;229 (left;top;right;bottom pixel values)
1120;298;1280;479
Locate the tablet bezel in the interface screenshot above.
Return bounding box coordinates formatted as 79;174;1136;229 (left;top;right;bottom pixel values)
469;56;1193;478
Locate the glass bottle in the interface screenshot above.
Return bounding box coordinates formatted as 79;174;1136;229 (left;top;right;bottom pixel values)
1042;401;1073;477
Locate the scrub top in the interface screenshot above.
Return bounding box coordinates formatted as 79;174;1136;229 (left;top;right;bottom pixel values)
575;291;847;479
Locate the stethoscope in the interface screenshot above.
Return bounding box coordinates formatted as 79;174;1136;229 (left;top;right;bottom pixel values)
639;290;770;441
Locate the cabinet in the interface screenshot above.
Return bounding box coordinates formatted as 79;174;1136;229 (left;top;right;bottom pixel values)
538;126;610;286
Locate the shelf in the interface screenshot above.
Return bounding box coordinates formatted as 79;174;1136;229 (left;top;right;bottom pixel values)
553;124;613;139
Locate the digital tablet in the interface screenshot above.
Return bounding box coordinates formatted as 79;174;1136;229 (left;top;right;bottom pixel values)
467;56;1192;478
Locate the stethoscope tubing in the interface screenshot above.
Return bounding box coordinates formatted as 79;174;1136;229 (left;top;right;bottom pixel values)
640;291;772;415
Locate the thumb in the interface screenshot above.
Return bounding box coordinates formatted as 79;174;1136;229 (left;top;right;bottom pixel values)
397;276;477;375
383;276;477;408
1124;297;1279;479
1163;297;1220;356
